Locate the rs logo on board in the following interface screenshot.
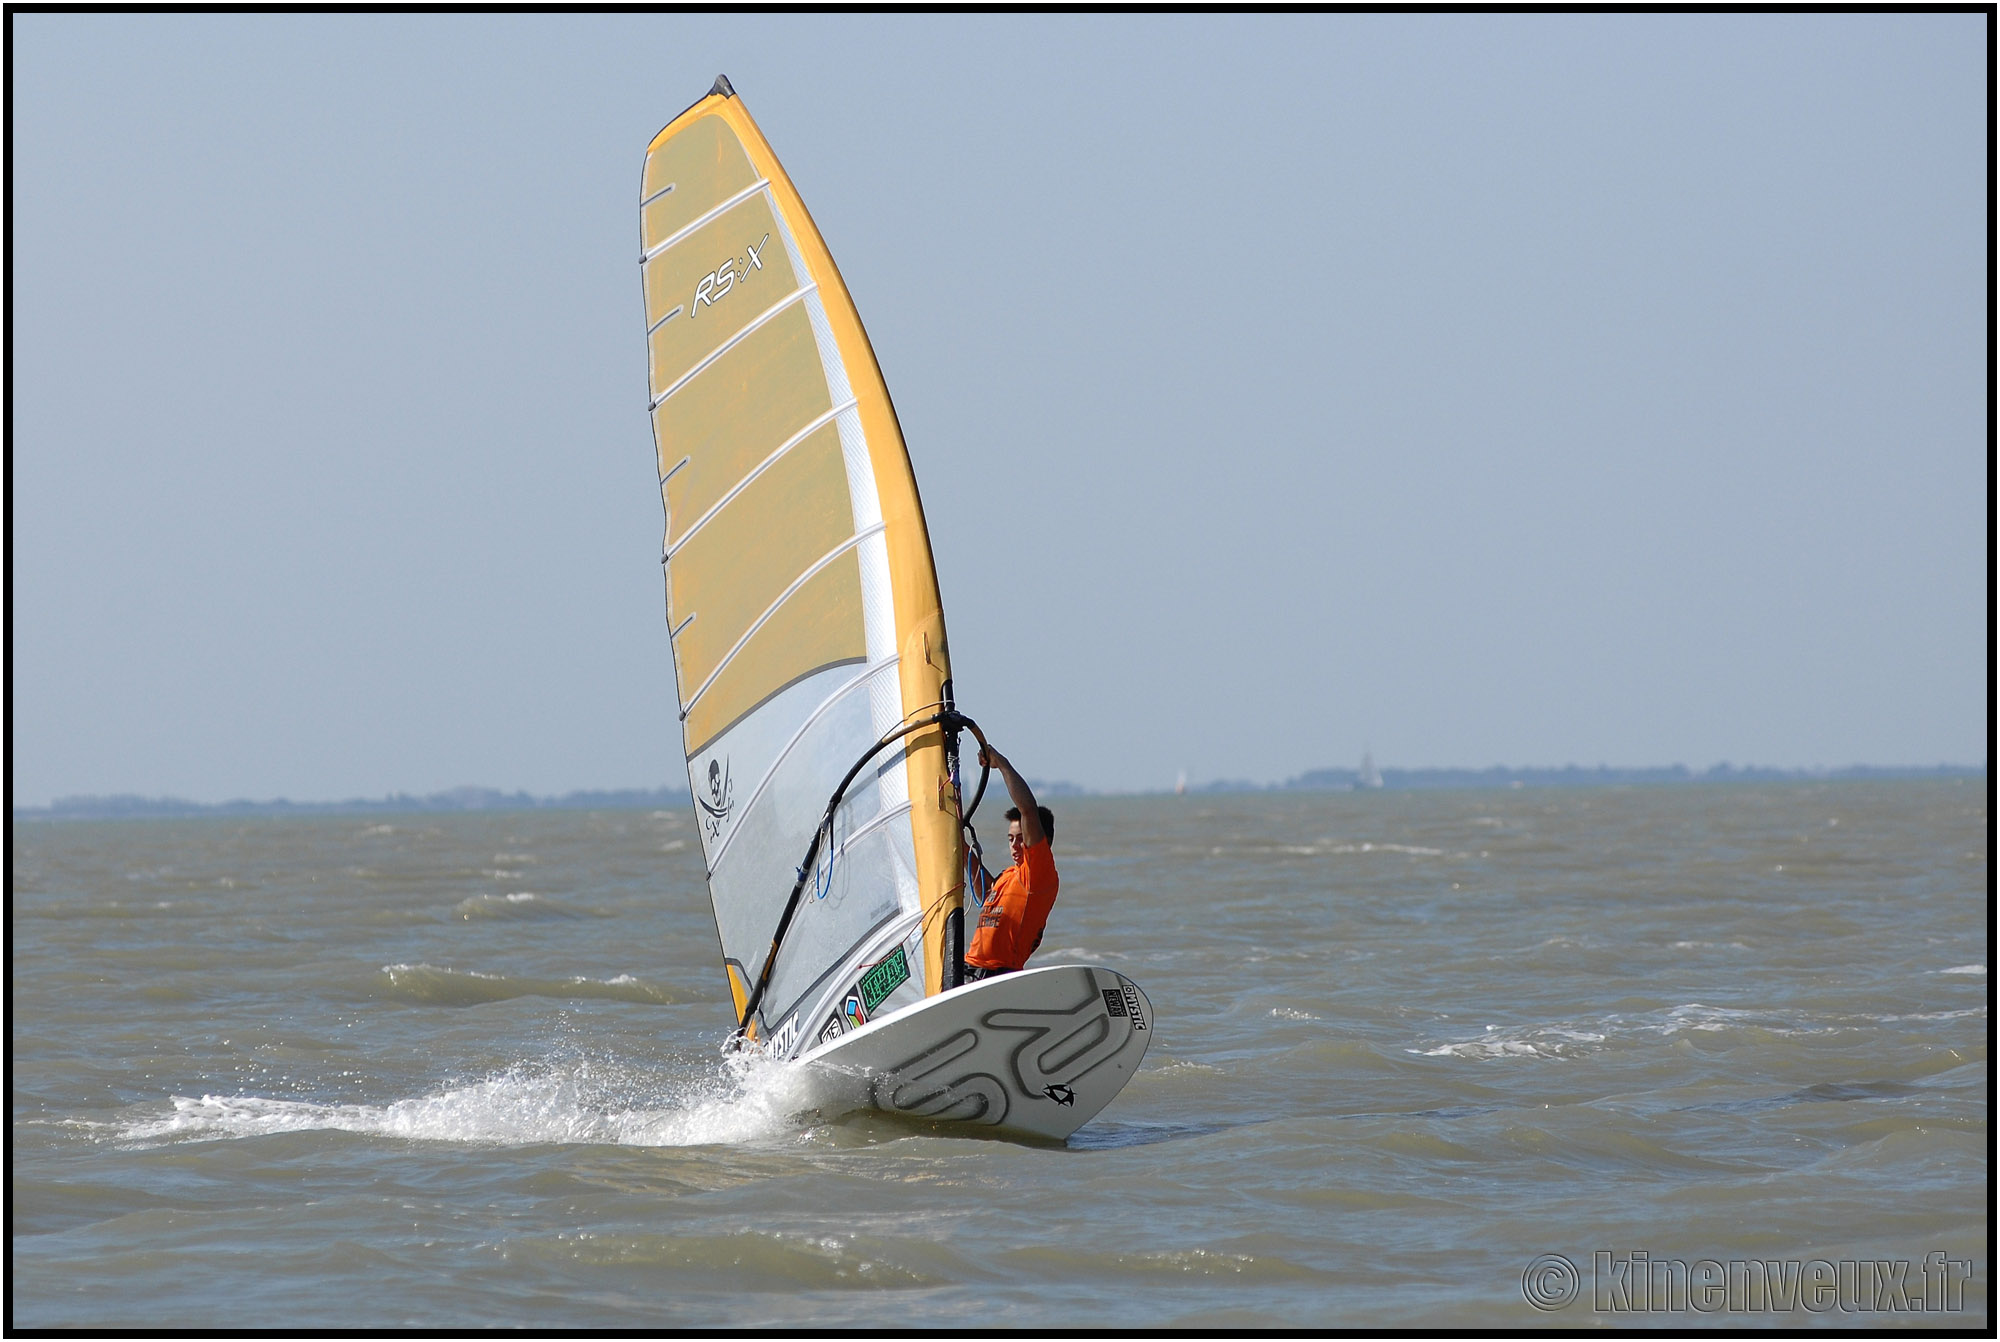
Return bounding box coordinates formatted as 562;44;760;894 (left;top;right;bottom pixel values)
692;233;771;316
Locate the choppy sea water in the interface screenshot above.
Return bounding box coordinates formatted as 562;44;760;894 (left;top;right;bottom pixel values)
11;780;1988;1329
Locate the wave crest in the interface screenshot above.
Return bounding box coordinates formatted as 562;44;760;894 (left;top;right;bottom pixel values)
376;963;689;1007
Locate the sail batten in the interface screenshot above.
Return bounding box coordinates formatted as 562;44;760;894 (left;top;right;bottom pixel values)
650;285;819;410
643;178;770;263
680;522;887;726
667;398;859;559
642;80;962;1053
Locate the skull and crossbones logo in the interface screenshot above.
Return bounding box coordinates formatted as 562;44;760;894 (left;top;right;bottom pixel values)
696;757;733;838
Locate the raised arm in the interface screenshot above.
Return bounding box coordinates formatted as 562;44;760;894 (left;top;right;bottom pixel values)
979;744;1043;848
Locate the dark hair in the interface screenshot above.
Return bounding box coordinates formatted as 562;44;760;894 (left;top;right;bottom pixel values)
1005;804;1055;847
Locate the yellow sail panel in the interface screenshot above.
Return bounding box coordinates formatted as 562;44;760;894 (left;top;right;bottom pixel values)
652;308;833;549
642;79;961;1054
641;116;758;253
668;427;856;717
644;195;801;398
681;552;868;753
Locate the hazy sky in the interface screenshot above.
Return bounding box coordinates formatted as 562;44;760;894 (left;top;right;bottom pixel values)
12;13;1987;805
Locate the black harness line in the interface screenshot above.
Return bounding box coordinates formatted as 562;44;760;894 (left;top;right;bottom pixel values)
730;708;990;1048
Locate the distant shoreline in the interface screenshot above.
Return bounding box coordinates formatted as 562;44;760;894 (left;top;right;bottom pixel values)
11;786;693;823
1191;761;1987;795
12;765;1983;822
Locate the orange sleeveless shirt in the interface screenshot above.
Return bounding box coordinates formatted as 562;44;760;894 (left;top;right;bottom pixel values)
966;839;1060;971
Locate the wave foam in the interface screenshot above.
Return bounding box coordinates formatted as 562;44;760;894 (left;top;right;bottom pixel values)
451;892;582;921
1215;841;1447;859
115;1052;824;1149
1412;1002;1847;1060
1416;1024;1608;1060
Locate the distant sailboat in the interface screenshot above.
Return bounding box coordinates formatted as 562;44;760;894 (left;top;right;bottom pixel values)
1174;769;1187;796
1359;750;1383;790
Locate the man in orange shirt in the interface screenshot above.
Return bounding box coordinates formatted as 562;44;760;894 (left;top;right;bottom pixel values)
963;744;1059;982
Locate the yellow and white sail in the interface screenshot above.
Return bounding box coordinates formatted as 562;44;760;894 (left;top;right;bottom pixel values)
640;77;963;1058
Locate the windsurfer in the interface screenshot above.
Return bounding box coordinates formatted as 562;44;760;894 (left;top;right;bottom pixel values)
963;745;1059;982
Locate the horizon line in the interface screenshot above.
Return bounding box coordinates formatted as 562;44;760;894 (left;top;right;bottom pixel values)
13;761;1986;819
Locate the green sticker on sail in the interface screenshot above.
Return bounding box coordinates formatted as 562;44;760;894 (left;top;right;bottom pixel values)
857;946;910;1013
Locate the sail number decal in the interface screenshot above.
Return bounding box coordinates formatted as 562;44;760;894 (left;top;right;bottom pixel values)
691;233;771;317
857;946;911;1014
